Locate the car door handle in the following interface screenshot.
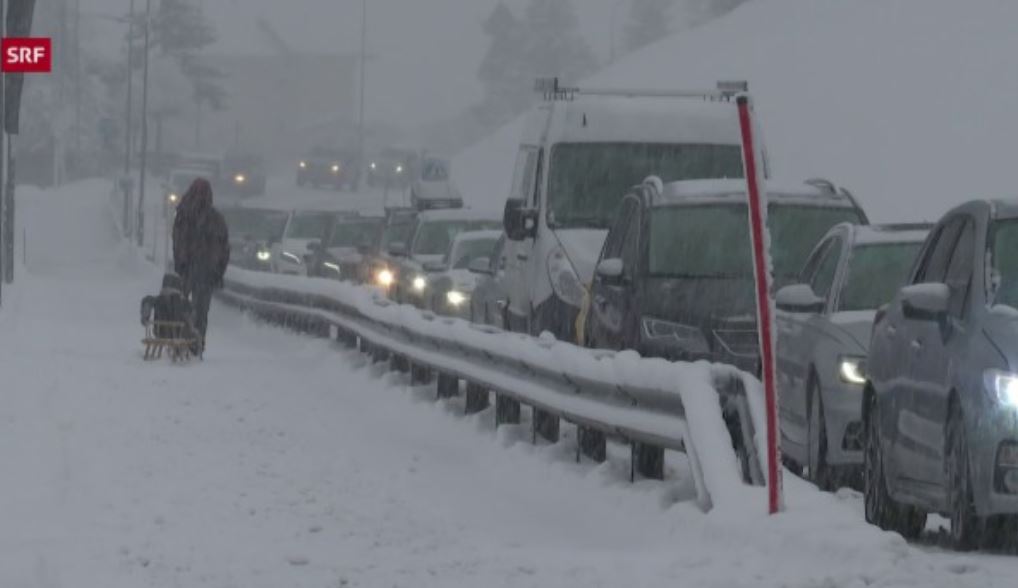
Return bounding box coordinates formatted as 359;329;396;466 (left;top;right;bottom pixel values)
910;339;922;352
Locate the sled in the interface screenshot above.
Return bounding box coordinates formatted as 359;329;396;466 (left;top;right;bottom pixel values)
142;320;200;362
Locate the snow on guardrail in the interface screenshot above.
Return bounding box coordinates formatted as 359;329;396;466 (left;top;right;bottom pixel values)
219;266;769;513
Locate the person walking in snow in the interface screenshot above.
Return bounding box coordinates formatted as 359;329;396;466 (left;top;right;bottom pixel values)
172;178;230;353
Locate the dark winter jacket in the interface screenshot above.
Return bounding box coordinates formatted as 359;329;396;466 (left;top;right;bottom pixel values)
172;178;230;288
141;273;196;339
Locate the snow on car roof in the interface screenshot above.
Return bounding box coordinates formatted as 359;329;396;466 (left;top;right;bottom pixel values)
851;224;930;246
544;94;742;146
990;199;1018;220
653;178;857;208
417;208;501;223
451;229;503;244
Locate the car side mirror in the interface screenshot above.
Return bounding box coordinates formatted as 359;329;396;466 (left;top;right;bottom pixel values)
388;241;408;257
306;240;322;253
503;198;536;241
775;284;825;314
900;283;950;321
596;258;624;282
468;257;493;276
423;260;446;273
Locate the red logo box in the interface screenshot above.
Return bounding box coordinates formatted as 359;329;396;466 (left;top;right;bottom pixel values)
2;38;52;73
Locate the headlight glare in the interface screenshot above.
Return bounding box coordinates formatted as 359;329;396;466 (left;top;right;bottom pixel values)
299;161;307;169
376;269;394;287
256;249;271;262
838;356;867;385
234;174;246;184
331;163;341;174
446;290;467;306
986;370;1018;407
412;275;427;292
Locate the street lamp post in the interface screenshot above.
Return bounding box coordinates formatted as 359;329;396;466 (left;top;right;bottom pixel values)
356;0;366;192
136;0;151;248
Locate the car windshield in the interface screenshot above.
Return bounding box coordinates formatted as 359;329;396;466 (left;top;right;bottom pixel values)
223;209;289;242
547;142;744;229
446;237;498;269
648;203;862;280
838;242;922;311
991;220;1018;309
413;220;500;256
421;159;449;181
328;219;382;248
285;212;332;240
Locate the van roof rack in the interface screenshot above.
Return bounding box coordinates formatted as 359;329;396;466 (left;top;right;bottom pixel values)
534;77;747;102
804;177;870;225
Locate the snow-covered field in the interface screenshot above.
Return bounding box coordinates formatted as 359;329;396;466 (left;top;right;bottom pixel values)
2;180;1017;587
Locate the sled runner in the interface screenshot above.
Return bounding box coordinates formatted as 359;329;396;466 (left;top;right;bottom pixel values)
142;320;200;362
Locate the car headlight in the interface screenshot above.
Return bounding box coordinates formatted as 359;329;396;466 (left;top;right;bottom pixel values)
167;192;179;204
547;248;585;307
412;275;427;292
370;162;377;170
641;317;710;354
234;173;247;184
331;163;341;174
376;268;394;287
985;369;1018;407
446;290;467;307
838;356;867;385
299;161;307;169
256;249;271;262
395;164;404;174
281;251;302;265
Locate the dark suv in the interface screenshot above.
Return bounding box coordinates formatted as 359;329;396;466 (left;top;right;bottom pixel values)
864;199;1018;549
584;178;867;371
305;213;384;281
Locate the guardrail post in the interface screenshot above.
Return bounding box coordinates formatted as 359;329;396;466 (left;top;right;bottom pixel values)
495;394;520;426
371;344;389;363
632;443;664;480
411;363;432;385
391;353;409;373
532;408;559;443
436;372;458;398
577;426;606;463
464;382;489;414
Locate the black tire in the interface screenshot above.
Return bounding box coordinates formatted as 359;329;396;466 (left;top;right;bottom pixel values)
864;394;926;539
948;403;982;550
808;378;835;491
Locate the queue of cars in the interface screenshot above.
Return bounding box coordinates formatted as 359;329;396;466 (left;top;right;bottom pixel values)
216;78;1018;549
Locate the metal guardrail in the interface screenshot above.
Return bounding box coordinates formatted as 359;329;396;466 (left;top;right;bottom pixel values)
218;268;766;511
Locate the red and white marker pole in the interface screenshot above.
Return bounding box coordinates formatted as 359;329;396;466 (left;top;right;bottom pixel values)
736;94;782;515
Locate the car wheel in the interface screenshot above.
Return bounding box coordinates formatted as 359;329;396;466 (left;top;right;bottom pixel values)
948;402;982;550
808;377;834;491
864;394;925;538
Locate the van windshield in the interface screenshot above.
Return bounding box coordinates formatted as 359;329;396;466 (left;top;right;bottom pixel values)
547;142;743;229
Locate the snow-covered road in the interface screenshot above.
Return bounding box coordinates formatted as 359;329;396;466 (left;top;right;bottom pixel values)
2;181;1016;587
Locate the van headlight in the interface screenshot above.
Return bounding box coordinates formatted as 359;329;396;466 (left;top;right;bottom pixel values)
641;317;709;354
234;173;247;184
299;161;307;169
331;163;341;174
376;268;394;287
838;356;867;385
985;370;1018;407
547;248;585;307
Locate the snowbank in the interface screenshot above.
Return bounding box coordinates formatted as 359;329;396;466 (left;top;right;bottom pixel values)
454;0;1018;223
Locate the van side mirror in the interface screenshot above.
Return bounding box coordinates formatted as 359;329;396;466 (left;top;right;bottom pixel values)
900;283;950;321
776;284;825;314
596;258;624;281
469;257;493;276
388;241;408;257
504;198;536;241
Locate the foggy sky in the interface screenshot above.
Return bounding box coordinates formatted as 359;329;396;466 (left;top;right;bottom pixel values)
80;0;646;128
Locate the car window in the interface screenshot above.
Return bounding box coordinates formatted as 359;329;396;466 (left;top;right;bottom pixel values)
945;218;975;317
799;238;832;284
621;207;642;276
490;236;507;273
602;198;635;261
511;147;538;204
916;217;963;283
810;238;842;300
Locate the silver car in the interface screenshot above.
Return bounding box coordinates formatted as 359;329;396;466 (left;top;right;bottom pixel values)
422;230;502;319
775;222;929;489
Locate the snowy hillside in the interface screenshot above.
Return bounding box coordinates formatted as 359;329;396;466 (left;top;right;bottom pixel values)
455;0;1018;222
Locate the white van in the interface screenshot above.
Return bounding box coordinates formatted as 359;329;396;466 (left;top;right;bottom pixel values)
501;80;751;340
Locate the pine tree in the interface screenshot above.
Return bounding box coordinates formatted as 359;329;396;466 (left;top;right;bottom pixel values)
475;2;530;125
521;0;597;83
625;0;674;54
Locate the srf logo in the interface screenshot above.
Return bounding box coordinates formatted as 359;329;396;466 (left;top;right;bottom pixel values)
2;38;52;73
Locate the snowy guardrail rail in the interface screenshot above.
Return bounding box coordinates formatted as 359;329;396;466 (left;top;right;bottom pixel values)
219;266;768;512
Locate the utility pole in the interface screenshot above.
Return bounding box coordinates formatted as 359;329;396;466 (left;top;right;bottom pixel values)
124;0;135;176
136;0;151;248
74;0;81;173
356;0;366;191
